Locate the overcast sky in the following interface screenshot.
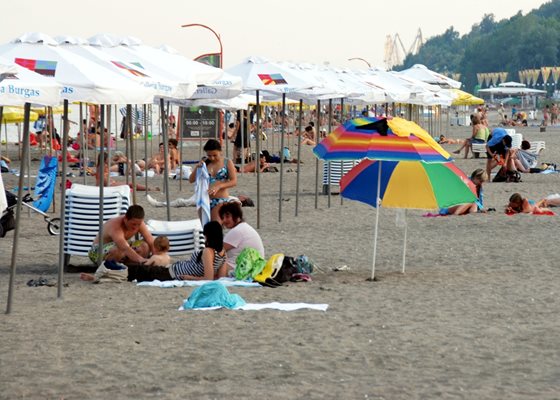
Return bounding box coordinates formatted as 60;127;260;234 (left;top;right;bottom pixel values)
0;0;549;69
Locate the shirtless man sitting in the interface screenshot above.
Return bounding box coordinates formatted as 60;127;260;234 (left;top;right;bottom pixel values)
87;205;154;266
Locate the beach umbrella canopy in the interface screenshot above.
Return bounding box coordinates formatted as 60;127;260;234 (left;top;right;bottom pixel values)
226;56;314;95
399;64;462;89
0;32;154;105
0;55;62;107
341;160;477;210
1;106;39;123
102;37;224;86
449;89;484;106
57;39;196;100
313;116;452;163
340;159;477;279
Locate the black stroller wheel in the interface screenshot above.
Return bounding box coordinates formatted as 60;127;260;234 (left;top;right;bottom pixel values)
48;218;61;235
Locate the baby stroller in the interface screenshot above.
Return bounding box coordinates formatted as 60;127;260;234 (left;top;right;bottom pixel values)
1;190;60;237
1;155;61;238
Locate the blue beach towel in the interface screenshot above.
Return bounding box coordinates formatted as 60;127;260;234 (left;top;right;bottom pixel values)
182;281;246;310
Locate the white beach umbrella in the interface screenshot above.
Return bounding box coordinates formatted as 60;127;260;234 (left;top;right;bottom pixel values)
57;38;194;100
282;63;360;102
111;38;224;86
0;32;154;104
226;56;316;227
352;67;412;103
399;64;462;89
188;71;243;100
0;55;61;106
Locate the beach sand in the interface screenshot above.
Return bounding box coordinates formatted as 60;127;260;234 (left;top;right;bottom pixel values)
1;119;559;399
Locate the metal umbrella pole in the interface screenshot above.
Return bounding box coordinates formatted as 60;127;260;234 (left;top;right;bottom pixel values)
278;93;286;222
314;100;321;209
295;99;303;216
143;104;148;194
340;98;345;206
327;99;333;208
96;105;106;266
6;102;31;314
370;160;382;282
256;91;261;229
126;105;137;205
79;103;87;184
178;106;183;192
159;98;171;221
57;99;70;298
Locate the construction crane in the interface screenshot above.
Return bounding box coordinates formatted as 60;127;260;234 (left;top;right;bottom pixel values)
384;28;423;70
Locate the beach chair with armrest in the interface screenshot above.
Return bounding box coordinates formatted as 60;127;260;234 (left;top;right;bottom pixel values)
528;141;546;156
146;219;205;257
63;184;130;269
322;160;358;194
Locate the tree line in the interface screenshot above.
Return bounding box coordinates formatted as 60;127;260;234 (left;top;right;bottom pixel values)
395;0;560;94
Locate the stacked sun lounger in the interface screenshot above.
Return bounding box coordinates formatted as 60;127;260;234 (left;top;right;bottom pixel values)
63;184;130;267
322;160;358;194
146;219;205;257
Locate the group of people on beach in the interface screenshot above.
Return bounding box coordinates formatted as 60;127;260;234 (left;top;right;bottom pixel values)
82;138;266;283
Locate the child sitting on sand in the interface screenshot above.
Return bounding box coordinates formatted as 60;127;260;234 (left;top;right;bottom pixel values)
505;193;553;214
144;236;171;266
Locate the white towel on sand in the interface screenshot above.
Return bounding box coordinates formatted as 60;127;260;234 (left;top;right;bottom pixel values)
137;277;260;288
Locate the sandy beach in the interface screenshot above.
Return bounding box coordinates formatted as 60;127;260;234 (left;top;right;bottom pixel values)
1;117;559;399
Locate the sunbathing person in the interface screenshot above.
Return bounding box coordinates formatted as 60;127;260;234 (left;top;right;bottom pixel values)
86;205;154;266
168;139;180;171
189;139;237;222
93;152;158;191
505;193;552;214
440;169;488;215
236;153;275;173
453;115;489;158
126;221;228;281
437;135;464;145
147;143;171;175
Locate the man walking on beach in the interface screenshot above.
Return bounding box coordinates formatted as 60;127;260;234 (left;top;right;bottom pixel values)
88;204;154;265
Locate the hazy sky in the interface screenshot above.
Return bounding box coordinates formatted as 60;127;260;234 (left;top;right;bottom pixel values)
0;0;549;69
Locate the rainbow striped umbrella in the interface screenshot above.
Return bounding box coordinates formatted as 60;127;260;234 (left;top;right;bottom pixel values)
313;116;451;163
340;160;477;210
340;159;477;280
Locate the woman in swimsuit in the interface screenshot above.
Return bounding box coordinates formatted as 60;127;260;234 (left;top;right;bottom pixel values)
189;139;237;222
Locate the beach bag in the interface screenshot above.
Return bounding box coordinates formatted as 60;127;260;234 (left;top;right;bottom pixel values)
294;255;316;274
492;168;508;183
274;255;298;283
0;209;15;237
235;247;266;281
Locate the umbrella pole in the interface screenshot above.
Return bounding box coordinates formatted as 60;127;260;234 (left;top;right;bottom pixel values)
295;99;303;216
144;104;149;194
57;99;70;298
159;99;171;221
178;106;184;192
256;91;261;229
340;99;345;206
327;99;333;208
6;102;31;314
314;100;321;209
278;93;286;222
370;160;382;281
97;105;106;266
402;209;408;274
